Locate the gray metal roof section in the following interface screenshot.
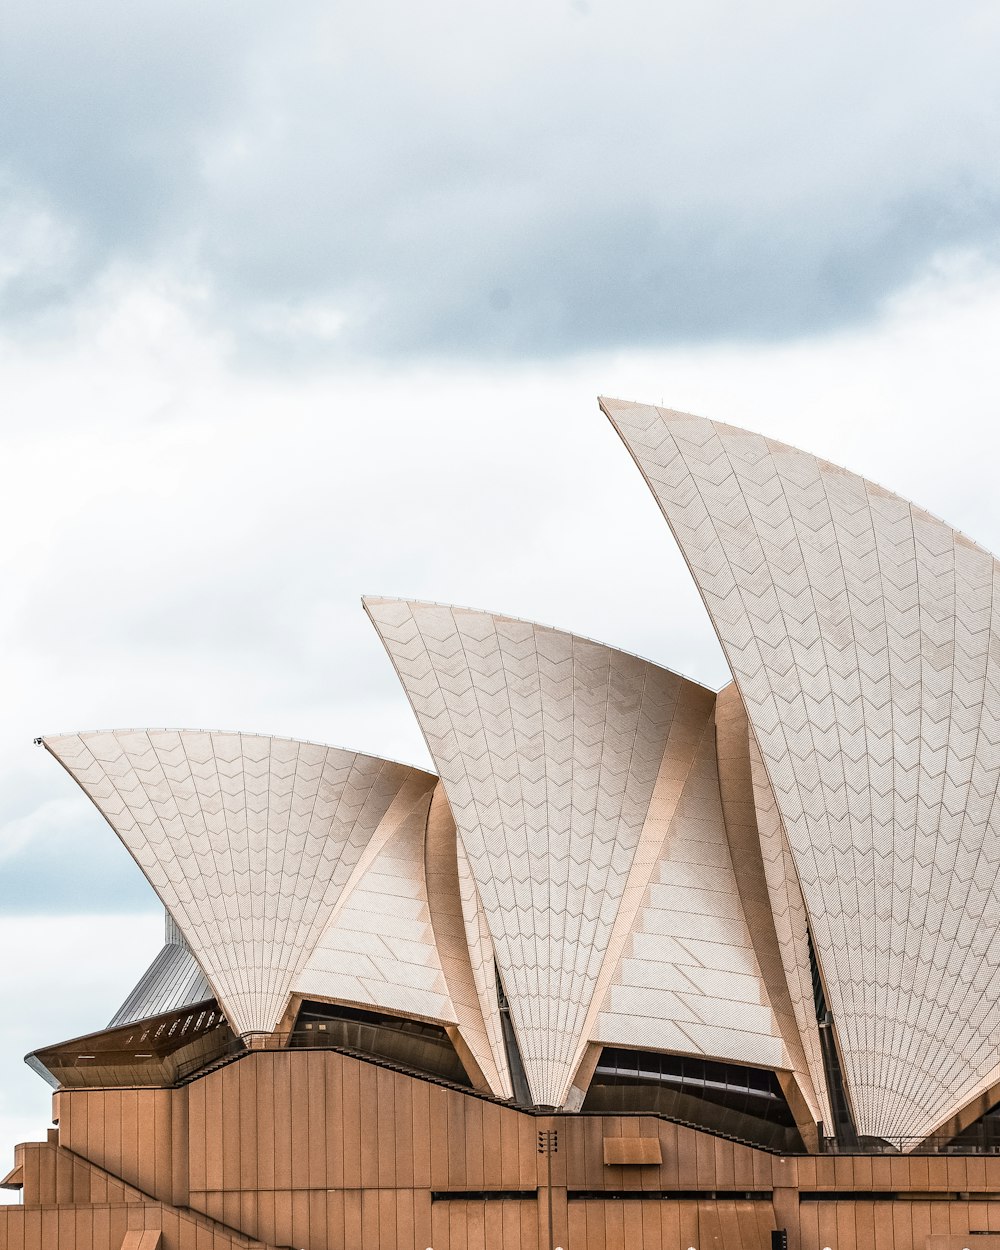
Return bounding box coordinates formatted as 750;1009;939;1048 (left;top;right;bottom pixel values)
108;911;212;1028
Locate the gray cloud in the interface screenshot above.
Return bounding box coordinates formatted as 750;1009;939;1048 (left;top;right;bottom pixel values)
0;773;156;914
0;814;155;914
2;0;999;355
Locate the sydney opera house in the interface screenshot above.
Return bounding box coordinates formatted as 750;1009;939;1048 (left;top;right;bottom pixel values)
5;397;1000;1250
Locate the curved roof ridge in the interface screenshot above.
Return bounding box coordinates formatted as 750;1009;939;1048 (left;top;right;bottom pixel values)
40;728;437;780
366;595;733;1107
362;594;716;694
599;395;995;559
43;729;439;1037
603;395;1000;1141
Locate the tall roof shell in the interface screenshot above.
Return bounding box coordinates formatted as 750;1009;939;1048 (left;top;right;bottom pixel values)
603;397;1000;1140
365;597;805;1108
43;730;437;1037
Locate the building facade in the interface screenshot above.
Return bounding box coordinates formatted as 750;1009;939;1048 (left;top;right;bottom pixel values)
4;399;1000;1249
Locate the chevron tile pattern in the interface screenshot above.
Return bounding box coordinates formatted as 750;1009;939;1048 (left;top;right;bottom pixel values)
714;682;828;1126
747;717;831;1117
590;703;794;1078
604;397;1000;1140
365;597;752;1107
43;731;437;1037
424;784;513;1098
293;789;454;1021
568;673;718;1077
293;781;512;1098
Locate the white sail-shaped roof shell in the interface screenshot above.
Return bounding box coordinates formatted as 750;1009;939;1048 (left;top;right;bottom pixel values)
604;397;1000;1141
424;785;513;1098
293;786;452;1021
293;781;512;1098
365;597;804;1109
715;683;830;1130
589;696;812;1100
43;730;437;1037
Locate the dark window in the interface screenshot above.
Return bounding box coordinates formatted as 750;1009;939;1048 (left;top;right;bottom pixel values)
431;1191;537;1202
496;967;532;1107
569;1190;772;1201
291;1000;471;1087
582;1046;804;1153
807;926;858;1148
947;1103;1000;1153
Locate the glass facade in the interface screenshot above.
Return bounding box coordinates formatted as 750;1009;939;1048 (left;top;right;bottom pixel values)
582;1046;804;1152
808;926;858;1148
948;1103;1000;1153
496;967;532;1107
291;1000;472;1087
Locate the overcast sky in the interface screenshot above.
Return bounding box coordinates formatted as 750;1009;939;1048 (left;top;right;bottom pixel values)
2;0;1000;1184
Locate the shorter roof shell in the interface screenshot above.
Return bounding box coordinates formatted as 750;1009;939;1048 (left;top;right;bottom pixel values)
43;730;438;1037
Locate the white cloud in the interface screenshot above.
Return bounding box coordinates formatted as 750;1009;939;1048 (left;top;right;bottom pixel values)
0;177;79;305
0;798;86;866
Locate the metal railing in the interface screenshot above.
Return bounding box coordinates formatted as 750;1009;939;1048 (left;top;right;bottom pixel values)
173;1031;1000;1159
820;1134;1000;1155
174;1027;480;1095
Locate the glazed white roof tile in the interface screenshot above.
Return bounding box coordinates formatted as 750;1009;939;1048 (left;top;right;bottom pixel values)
293;781;513;1098
366;596;791;1107
715;681;829;1126
43;730;437;1037
589;704;792;1079
604;396;1000;1141
425;784;512;1098
293;786;457;1023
